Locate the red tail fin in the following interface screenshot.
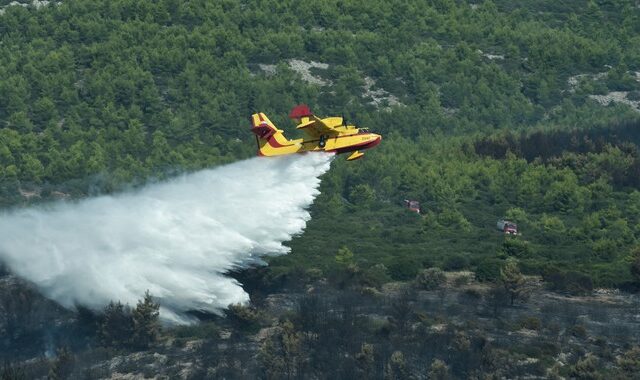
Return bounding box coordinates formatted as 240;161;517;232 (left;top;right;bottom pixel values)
289;104;313;120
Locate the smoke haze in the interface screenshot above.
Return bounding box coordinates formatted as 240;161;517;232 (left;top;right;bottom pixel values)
0;153;333;323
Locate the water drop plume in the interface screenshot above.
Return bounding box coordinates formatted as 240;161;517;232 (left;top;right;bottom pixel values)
0;153;333;323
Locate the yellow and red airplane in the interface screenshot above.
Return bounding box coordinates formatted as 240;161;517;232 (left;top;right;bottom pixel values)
250;105;381;161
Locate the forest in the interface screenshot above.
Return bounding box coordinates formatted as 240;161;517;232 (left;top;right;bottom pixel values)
1;0;640;378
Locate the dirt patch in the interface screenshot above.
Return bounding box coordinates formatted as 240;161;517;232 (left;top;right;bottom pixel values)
477;49;504;60
567;72;607;92
0;1;60;15
543;291;640;306
287;59;330;86
362;76;401;109
589;91;640;113
19;188;41;199
257;64;276;76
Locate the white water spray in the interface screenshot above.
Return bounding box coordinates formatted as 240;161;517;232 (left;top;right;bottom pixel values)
0;153;333;323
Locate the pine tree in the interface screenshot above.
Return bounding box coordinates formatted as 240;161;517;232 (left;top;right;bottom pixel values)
1;362;26;380
335;246;355;266
132;290;161;349
280;320;301;380
384;351;410;380
569;353;601;380
47;347;74;380
258;337;286;380
500;258;526;306
355;343;375;379
427;359;450;380
99;301;134;348
630;247;640;284
257;320;302;380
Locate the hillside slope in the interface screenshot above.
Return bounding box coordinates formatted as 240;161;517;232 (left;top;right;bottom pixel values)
1;0;640;377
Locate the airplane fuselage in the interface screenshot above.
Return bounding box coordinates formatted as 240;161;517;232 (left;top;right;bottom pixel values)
251;107;381;160
258;130;381;157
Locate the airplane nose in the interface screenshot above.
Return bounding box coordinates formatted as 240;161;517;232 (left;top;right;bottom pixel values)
366;134;382;149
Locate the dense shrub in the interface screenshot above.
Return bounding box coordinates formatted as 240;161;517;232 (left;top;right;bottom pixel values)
519;316;541;330
501;238;532;258
570;324;588;338
569;354;599;379
443;254;469;271
226;304;263;332
617;346;640;375
475;259;503;282
387;258;420;281
453;274;472;286
359;264;391;288
543;269;593;295
414;268;446;290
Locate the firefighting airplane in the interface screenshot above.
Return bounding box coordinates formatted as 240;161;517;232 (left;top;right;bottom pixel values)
250;105;381;161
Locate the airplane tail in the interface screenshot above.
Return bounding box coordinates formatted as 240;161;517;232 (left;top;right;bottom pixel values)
250;112;295;156
289;104;315;128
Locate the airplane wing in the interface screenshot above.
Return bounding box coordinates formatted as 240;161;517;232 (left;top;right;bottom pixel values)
296;115;340;137
289;105;343;138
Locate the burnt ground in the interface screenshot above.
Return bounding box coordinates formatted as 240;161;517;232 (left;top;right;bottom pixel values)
3;271;638;379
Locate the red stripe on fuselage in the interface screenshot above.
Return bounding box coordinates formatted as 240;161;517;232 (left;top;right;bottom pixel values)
326;135;381;154
266;135;288;148
261;134;381;154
